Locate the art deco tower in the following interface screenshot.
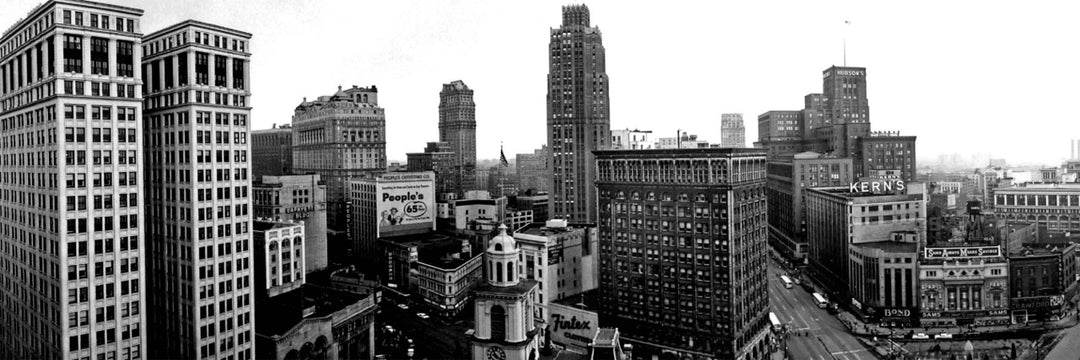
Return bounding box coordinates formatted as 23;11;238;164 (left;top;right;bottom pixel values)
547;5;610;222
439;80;476;195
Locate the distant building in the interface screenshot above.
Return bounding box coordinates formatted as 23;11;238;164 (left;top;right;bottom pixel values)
445;190;509;231
655;132;709;149
254;219;307;298
254;174;329;272
440;80;477;196
486;163;518;198
1008;243;1077;323
293;85;386;231
766;152;855;262
516;145;550;193
407;141;457;197
854;131;917;182
755;110;804;157
720;113;746;148
377;232;483;318
349;172;436;270
594;148;770;359
805;181;926;304
511;191;550;224
992;183;1080;232
254;285;376;360
252;124;294;179
513;220;599;320
505;209;534;233
611;128;654;150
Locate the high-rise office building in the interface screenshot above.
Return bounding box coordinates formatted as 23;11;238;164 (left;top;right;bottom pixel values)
720;113;745;148
143;21;255;359
547;4;610;223
854;131;917;181
766;152;854;262
594;148;770;359
439;80;476;195
821;66;869;157
292;85;385;231
0;2;146;358
251;124;292;179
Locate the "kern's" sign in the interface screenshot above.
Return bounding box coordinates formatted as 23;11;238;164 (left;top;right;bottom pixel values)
849;180;905;193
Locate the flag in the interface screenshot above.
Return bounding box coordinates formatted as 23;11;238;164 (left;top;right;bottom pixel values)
499;145;509;167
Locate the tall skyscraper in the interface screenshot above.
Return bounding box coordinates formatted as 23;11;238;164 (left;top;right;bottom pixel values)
720;113;745;148
292;85;386;232
439;80;476;195
821;66;869;157
547;4;610;223
594;148;771;359
0;2;146;358
143;21;255;359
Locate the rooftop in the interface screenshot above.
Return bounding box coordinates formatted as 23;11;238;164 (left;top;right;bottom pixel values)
474;279;539;297
852;241;918;253
517;222;584;237
254;284;372;337
416;238;476;270
253;218;302;232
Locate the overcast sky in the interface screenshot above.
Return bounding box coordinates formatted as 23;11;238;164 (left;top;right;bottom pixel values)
4;0;1078;165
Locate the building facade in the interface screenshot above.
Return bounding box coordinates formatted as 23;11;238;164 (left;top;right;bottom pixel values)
766;152;854;262
254;286;376;360
918;246;1011;327
410;238;483;318
349;172;436;270
720;113;745;148
469;225;542;360
854;131;917;182
547;4;610;223
1008;244;1077;323
992;183;1080;232
848;238;920;326
594;148;770;360
292;85;385;231
805;182;926;304
253;174;328;273
251;124;292;180
513;220;599;320
143;20;255;359
516;145;549;193
407;141;456;197
0;1;147;358
611;128;654;150
254;219;305;298
439;80;476;196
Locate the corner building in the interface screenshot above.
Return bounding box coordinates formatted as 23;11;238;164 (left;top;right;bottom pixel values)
547;4;610;223
595;148;770;360
142;21;255;359
0;1;146;359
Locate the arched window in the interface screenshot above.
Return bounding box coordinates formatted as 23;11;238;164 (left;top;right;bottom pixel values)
494;243;503;251
507;261;514;280
496;263;503;283
488;261;494;281
294;236;302;246
490;305;506;341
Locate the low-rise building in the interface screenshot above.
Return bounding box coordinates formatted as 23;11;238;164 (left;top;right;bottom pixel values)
410;238;483;318
254;174;329;273
992;183;1080;232
255;285;376;360
848;233;920;327
513;220;599;320
917;245;1010;327
506;209;534;233
255;219;307;298
1008;243;1077;323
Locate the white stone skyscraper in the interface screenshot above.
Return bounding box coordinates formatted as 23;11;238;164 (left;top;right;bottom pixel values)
142;21;255;360
546;4;610;223
720;113;746;148
0;1;146;358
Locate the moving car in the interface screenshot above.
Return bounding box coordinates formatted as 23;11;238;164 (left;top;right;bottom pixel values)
397;303;409;310
912;333;930;340
416;312;429;319
935;333;953;339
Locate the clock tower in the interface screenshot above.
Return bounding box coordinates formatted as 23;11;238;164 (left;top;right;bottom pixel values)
470;224;542;360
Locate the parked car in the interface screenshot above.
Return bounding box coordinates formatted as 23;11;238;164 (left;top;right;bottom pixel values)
397;303;409;310
912;333;930;340
416;312;429;319
935;333;953;339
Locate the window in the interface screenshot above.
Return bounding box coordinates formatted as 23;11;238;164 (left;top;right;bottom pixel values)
117;40;134;77
489;305;506;341
195;52;209;85
63;35;83;73
90;37;109;75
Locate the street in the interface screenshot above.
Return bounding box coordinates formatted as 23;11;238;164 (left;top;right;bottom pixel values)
376;301;474;359
769;259;874;360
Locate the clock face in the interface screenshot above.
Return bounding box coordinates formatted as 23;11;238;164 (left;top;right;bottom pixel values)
487;346;505;360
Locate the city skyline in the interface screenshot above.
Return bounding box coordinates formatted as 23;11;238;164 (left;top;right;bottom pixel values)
3;0;1075;164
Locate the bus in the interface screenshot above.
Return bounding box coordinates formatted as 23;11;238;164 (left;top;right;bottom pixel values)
769;312;782;332
812;293;828;309
780;275;793;289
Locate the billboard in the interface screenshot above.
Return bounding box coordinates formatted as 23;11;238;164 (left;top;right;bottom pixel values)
924;246;1001;259
548;303;598;351
377;173;436;237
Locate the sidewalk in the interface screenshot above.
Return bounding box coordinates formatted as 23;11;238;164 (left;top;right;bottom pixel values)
835;309;1079;340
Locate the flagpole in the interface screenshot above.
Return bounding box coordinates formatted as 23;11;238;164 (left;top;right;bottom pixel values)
843;20;851;66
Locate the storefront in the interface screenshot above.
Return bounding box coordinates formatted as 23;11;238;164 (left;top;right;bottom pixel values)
1011;295;1067;323
918;309;1011;327
862;306;920;328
